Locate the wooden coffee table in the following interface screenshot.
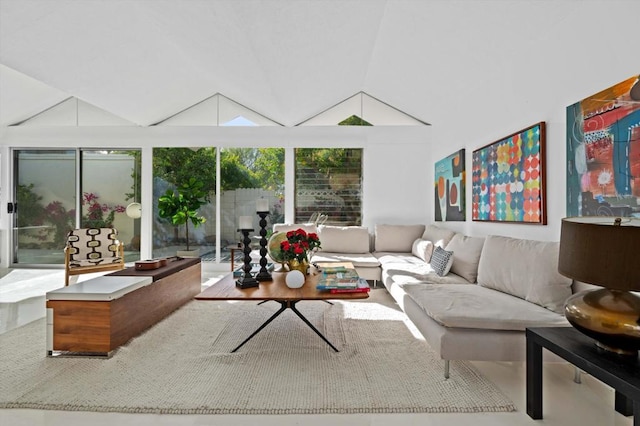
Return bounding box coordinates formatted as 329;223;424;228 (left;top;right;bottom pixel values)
195;262;368;352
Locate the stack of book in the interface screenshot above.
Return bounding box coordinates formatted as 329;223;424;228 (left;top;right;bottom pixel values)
328;277;370;294
316;265;370;293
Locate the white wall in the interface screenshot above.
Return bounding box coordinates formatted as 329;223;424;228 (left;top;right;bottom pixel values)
424;5;640;242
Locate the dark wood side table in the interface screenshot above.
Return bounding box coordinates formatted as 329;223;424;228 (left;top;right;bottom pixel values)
526;327;640;425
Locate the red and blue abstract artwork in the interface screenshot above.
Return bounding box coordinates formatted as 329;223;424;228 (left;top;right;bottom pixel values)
566;75;640;218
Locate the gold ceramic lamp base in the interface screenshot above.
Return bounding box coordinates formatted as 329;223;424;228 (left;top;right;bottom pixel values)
565;288;640;356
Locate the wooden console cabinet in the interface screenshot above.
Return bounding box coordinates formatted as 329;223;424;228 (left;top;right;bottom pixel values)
46;258;201;356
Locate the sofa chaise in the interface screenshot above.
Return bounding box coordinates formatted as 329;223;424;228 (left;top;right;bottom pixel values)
269;222;576;378
375;224;573;378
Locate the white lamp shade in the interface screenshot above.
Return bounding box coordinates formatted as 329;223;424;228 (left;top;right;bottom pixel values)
125;202;142;219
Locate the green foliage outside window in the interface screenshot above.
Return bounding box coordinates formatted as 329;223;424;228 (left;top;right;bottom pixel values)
338;115;372;126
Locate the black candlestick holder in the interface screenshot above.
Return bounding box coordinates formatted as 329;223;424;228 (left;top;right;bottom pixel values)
255;211;272;281
236;228;259;289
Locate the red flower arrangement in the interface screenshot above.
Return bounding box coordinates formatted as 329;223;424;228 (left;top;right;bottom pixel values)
280;228;321;262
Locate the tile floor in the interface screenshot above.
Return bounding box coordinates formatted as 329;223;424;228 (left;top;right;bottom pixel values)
0;269;633;426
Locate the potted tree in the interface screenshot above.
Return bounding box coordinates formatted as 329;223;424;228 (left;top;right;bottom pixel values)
157;177;208;256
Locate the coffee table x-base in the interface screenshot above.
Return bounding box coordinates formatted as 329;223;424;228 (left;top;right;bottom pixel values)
195;262;367;352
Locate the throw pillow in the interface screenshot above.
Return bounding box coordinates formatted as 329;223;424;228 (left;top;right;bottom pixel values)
444;234;485;283
477;235;572;314
422;225;456;248
411;238;435;262
431;246;454;277
318;225;370;253
374;224;426;252
272;223;318;234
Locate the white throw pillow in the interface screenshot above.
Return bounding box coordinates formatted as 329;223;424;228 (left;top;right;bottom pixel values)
444;234;485;283
430;246;454;277
318;225;370;253
272;223;318;234
375;224;426;252
411;238;435;262
422;225;456;248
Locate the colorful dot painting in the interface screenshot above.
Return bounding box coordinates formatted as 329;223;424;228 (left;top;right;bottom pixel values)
472;123;545;223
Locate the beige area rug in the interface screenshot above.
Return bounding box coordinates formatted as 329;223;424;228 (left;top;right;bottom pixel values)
0;290;516;414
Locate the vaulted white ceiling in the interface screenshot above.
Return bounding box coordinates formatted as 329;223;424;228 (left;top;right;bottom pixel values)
1;0;637;127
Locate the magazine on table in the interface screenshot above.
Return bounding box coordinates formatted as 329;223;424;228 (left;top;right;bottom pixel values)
316;266;360;290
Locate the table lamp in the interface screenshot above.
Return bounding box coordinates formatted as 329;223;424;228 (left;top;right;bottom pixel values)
558;217;640;356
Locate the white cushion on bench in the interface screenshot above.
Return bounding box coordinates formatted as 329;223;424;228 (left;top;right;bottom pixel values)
46;276;153;301
401;283;569;331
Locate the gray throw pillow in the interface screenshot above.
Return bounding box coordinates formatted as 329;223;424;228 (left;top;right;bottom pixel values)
431;246;454;277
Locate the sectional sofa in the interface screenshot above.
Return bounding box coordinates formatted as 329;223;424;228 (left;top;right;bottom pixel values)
271;223;575;378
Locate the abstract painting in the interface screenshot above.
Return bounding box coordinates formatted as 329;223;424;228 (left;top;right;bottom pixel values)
434;149;465;221
566;75;640;217
472;122;546;224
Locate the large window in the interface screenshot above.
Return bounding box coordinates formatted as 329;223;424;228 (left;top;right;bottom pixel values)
220;147;284;236
294;148;362;225
152;147;217;258
152;147;284;263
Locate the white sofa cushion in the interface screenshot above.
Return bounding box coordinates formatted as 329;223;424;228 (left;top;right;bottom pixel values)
422;225;456;248
444;234;485;283
318;225;370;253
312;252;380;269
273;223;318;233
272;223;318;234
376;253;469;286
374;224;425;252
477;235;572;314
411;238;434;262
401;283;570;331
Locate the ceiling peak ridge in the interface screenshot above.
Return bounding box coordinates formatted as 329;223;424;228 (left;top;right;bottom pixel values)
151;93;284;127
11;96;140;127
296;91;430;126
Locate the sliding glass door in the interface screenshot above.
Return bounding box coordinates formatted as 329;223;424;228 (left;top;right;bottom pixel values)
11;149;141;266
219;147;285;265
80;150;141;263
151;147;285;264
12;150;76;265
152;147;217;259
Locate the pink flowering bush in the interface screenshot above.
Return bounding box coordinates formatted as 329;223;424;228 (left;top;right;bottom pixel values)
82;192;125;228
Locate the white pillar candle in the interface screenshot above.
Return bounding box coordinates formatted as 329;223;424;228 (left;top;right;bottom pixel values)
256;198;269;212
239;215;253;229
